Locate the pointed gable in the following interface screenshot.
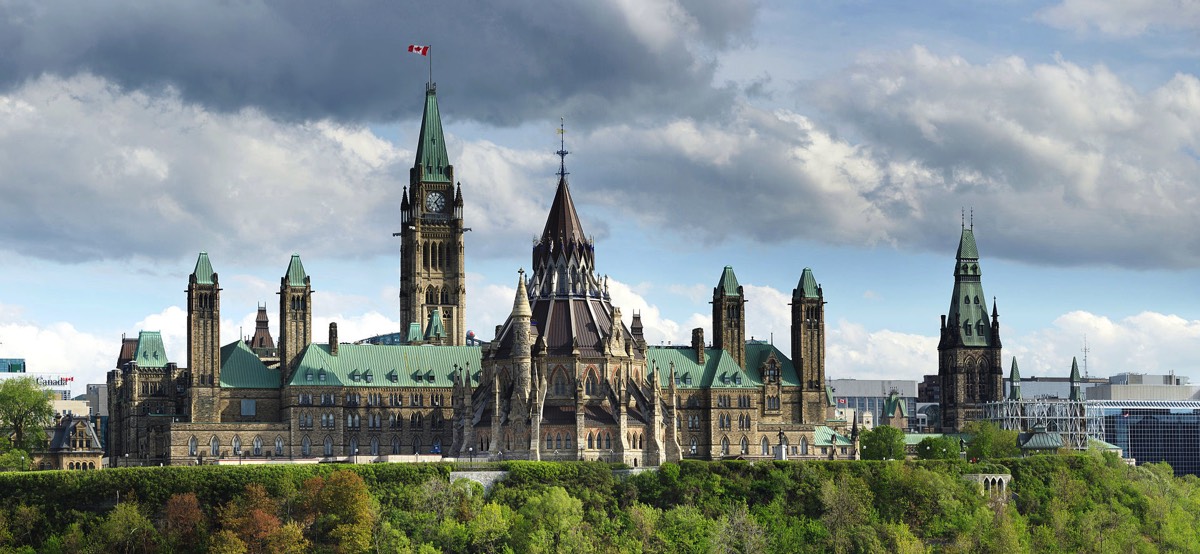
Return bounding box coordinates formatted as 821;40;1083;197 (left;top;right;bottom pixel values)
414;85;451;183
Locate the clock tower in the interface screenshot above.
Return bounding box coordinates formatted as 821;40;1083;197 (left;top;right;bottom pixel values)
399;83;467;345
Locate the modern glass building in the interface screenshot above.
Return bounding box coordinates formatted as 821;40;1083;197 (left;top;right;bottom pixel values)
1091;401;1200;476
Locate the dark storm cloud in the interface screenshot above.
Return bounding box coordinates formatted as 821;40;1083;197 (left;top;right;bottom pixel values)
0;1;758;126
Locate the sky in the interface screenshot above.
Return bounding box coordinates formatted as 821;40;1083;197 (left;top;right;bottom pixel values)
0;0;1198;395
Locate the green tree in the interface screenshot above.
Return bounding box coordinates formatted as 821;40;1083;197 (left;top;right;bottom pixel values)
0;378;54;452
916;435;961;460
0;449;30;471
964;421;1020;460
860;425;906;460
511;487;593;554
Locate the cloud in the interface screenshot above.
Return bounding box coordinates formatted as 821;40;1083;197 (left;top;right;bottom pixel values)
826;320;938;381
0;74;557;264
1010;310;1200;378
805;46;1200;268
0;1;757;126
1036;1;1200;37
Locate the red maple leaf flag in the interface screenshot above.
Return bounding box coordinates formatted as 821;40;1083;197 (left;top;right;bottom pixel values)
408;44;430;56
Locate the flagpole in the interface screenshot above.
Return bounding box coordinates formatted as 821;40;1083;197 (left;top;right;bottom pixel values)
429;46;433;87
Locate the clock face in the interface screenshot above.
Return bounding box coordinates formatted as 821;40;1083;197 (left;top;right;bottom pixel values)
425;191;445;212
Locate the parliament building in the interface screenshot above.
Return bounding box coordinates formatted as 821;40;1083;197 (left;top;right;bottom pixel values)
107;83;871;466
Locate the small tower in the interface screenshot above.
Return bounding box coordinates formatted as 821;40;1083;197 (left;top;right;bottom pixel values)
1069;357;1082;401
1008;358;1022;400
279;254;312;379
187;252;221;422
712;266;746;369
792;267;826;424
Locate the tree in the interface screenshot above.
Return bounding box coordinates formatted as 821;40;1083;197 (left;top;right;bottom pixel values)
860;426;906;460
0;377;54;452
916;436;961;460
964;421;1020;460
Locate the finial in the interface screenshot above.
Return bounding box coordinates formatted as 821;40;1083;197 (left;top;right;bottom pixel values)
970;208;974;230
960;208;965;229
556;117;569;179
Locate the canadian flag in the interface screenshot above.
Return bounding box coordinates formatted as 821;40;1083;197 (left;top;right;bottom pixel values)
408;44;430;56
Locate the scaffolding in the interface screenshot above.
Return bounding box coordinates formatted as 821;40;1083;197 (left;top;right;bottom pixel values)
982;397;1105;450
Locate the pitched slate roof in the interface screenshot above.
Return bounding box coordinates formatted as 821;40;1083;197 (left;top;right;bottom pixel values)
220;341;280;389
45;415;102;452
133;331;169;368
287;343;482;388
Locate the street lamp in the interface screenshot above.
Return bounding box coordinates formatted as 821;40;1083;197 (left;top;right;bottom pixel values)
123;453;128;468
468;447;474;469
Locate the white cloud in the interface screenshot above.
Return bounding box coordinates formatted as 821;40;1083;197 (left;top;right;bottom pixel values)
1037;0;1200;37
1010;310;1200;378
826;320;938;381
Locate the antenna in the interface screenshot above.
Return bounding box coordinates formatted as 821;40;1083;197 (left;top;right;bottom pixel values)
1081;336;1090;379
556;117;569;179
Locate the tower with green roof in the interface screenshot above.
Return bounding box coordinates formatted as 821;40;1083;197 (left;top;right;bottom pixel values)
398;83;467;346
712;266;746;368
187;251;221;421
279;254;312;378
791;267;826;424
937;223;1003;432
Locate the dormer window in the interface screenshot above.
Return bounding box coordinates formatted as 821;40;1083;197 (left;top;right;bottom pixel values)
305;370;313;382
318;369;326;381
964;321;972;336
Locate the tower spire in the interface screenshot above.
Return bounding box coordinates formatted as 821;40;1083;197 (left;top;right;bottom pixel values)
556;117;569;179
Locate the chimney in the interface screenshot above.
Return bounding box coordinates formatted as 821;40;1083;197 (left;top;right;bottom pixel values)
329;322;339;356
692;327;706;364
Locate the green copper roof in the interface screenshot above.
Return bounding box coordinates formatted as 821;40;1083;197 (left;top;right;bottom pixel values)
405;322;423;343
813;426;853;447
1069;357;1081;381
1008;358;1022;400
286;343;481;387
946;226;994;347
133;331;169;368
424;308;447;340
956;227;979;260
648;342;799;389
284;254;307;287
192;252;215;285
794;268;820;299
219;341;280;389
414;86;451;183
1021;426;1064;451
715;266;741;297
883;391;909;417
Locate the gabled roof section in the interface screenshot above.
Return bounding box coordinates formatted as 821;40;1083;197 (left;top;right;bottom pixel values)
883;391;909;417
133;331;169;368
405;322;423;343
813;426;854;447
192;252;215;285
219;341;279;389
648;342;800;388
795;267;820;299
284;254;308;287
424;308;447;340
944;225;994;348
716;266;741;297
414;85;451;183
287;343;482;387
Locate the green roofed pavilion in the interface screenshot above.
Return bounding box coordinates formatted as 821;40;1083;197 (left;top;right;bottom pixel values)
133;331;169;368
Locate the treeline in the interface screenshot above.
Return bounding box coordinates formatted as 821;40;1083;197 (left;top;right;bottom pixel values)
0;453;1197;553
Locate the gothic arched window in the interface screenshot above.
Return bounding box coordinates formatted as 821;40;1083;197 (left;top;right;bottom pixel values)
188;436;198;457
